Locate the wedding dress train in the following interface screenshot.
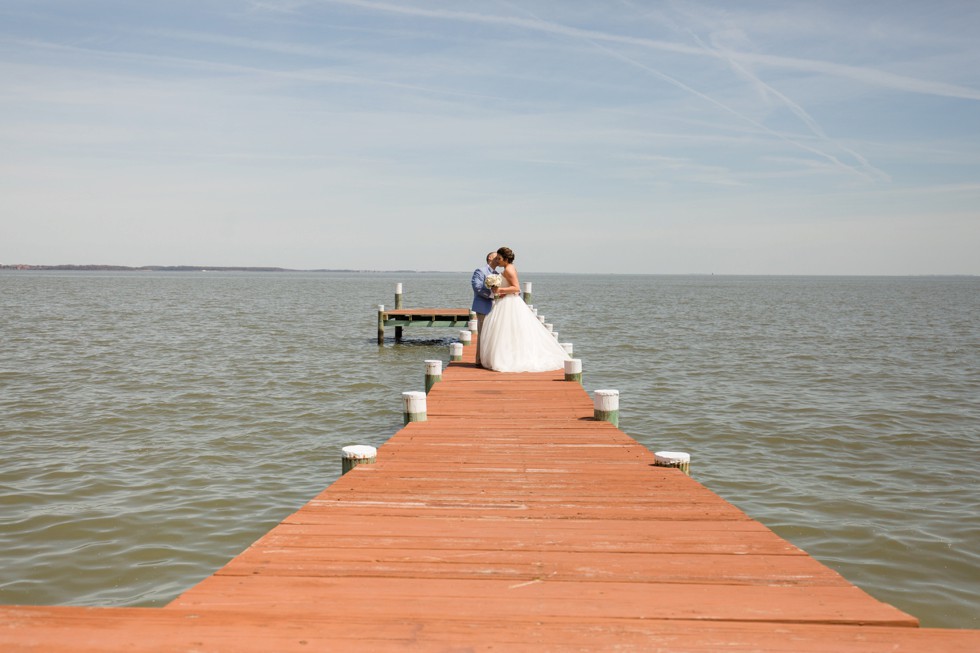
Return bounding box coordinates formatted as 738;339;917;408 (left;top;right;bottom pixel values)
479;294;571;372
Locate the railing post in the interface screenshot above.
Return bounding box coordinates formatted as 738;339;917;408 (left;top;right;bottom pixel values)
377;304;385;345
394;283;404;309
564;359;582;384
449;342;463;361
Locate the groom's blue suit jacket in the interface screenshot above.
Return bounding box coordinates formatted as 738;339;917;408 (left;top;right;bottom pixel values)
471;265;496;315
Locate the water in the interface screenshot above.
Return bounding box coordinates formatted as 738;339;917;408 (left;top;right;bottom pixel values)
1;271;977;627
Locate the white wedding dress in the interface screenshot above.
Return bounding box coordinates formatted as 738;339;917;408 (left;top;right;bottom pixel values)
479;294;571;372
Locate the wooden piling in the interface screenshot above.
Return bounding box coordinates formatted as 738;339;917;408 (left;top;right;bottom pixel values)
394;283;404;309
594;389;620;427
341;445;377;475
424;359;442;394
402;390;427;424
655;451;691;476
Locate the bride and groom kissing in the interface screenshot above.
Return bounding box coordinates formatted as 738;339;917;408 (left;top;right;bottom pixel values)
470;247;570;373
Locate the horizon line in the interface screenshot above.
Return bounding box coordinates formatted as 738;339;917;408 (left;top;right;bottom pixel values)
1;264;975;278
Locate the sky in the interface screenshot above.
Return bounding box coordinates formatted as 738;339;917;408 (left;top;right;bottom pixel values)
1;1;978;274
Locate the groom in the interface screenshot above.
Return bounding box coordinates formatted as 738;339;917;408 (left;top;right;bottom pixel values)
470;251;500;368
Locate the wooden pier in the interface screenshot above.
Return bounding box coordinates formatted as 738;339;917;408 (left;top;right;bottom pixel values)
378;307;471;344
3;334;979;651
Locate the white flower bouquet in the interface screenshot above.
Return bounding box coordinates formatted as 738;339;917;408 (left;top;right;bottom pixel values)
485;273;502;297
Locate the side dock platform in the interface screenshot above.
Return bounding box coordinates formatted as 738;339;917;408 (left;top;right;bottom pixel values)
2;335;978;651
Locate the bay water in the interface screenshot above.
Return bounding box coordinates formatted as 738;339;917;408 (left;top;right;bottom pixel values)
1;271;977;627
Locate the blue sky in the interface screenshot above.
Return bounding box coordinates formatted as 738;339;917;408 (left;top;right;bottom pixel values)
2;1;978;274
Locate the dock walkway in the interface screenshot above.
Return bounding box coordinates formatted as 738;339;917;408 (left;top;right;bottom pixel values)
3;336;979;651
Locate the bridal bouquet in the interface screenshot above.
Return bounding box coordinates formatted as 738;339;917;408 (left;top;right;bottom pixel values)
485;273;502;298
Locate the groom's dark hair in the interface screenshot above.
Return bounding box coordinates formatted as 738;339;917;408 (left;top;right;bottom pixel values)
497;247;515;264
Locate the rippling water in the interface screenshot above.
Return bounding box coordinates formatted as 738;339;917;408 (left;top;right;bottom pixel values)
1;271;977;627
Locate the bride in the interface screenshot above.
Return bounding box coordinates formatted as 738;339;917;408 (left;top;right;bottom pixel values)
479;247;571;373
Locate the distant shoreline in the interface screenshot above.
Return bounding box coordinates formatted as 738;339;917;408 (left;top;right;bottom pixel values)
1;265;974;278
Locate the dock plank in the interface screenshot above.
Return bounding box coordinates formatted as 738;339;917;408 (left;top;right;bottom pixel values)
214;547;850;585
261;518;807;556
4;607;979;652
170;575;917;626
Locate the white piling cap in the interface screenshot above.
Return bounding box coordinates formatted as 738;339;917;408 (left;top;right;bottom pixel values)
655;451;690;465
467;320;478;332
544;323;553;332
395;283;403;293
560;342;573;354
458;330;472;342
402;390;427;411
377;304;384;312
594;389;619;411
450;342;463;354
342;445;377;460
564;358;582;374
523;282;532;292
425;359;442;374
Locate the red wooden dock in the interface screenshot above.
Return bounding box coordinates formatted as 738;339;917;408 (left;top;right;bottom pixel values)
3;335;978;651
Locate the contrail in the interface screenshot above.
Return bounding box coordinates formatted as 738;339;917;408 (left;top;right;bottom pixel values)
692;33;890;183
316;0;980;102
586;38;882;183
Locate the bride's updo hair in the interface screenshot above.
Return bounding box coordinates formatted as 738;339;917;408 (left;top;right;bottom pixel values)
496;247;515;264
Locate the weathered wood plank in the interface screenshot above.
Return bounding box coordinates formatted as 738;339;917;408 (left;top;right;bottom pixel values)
4;607;979;653
170;575;917;626
214;548;850;585
262;517;805;554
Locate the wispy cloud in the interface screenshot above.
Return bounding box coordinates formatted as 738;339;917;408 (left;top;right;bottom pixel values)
316;0;980;101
